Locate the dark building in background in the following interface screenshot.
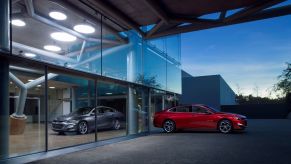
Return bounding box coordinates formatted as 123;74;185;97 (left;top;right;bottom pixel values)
180;71;236;110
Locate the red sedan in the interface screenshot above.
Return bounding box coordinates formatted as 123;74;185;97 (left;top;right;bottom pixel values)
153;104;247;133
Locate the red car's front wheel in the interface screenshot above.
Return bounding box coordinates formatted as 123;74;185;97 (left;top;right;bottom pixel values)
218;119;232;134
163;120;176;133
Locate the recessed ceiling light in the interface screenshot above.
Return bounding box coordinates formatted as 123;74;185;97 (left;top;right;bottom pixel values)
74;24;95;34
12;19;26;27
49;11;67;20
50;32;77;42
49;86;55;89
37;85;42;87
44;45;61;52
106;92;113;95
24;53;36;58
28;79;34;82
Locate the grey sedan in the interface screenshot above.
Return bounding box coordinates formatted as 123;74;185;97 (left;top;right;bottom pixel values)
52;106;124;135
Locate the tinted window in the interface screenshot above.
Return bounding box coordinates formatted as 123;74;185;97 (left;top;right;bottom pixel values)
170;106;191;112
72;107;92;115
104;108;114;113
96;108;104;113
192;106;209;113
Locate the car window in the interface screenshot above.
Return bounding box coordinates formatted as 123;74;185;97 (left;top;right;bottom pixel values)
170;106;191;112
72;107;92;115
192;106;209;113
96;108;104;114
104;108;114;113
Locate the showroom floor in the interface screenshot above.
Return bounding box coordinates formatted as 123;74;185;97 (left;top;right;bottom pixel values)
25;119;291;164
9;124;126;157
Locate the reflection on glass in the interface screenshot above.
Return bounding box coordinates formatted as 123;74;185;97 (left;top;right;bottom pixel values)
48;71;95;150
9;64;45;157
97;81;127;140
11;0;103;75
144;40;167;90
149;90;165;131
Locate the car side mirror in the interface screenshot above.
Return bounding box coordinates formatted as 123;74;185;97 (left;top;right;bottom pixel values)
90;113;95;116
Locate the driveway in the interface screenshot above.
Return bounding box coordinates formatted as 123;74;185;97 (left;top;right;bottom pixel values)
31;119;291;164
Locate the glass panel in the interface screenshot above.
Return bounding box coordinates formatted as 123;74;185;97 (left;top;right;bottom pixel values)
144;40;167;90
127;86;149;134
9;64;45;157
11;0;102;75
165;35;182;94
136;88;149;133
102;17;143;83
149;90;165;131
97;81;127;141
47;70;95;150
165;35;181;62
166;62;182;94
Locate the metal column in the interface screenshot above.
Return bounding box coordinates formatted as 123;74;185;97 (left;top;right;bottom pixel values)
0;0;10;159
0;59;9;159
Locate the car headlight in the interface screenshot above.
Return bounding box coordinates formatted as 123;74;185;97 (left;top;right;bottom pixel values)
234;117;242;120
65;120;78;124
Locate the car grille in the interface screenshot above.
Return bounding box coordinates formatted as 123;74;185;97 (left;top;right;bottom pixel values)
52;123;64;129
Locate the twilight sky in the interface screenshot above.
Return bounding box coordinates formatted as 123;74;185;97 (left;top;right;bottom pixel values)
181;14;291;97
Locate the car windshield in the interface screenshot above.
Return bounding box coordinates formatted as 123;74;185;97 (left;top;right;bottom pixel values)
202;105;219;113
71;107;92;115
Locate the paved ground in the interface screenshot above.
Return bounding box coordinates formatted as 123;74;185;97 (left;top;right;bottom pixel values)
30;119;291;164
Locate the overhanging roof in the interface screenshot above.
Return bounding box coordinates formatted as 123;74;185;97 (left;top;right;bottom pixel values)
79;0;291;39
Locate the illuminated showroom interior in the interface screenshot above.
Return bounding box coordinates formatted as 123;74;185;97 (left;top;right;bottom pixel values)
0;0;181;159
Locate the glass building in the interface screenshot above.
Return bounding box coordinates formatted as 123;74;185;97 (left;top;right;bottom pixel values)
0;0;181;160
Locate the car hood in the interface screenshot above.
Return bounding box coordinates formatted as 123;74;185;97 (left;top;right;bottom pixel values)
54;114;81;121
215;112;246;118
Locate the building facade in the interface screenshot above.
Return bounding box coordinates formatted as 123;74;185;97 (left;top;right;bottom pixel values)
0;0;181;160
180;73;236;110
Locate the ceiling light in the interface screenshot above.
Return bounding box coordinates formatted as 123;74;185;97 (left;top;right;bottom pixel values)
50;32;76;42
49;86;55;89
44;45;61;52
28;79;34;82
37;85;42;87
49;11;67;20
12;19;26;27
74;24;95;34
24;53;36;58
106;92;113;95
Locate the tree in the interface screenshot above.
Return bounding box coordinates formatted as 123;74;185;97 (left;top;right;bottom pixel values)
274;62;291;96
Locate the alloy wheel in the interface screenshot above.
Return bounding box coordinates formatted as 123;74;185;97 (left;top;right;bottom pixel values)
113;119;121;130
219;120;232;133
163;120;175;133
78;121;88;134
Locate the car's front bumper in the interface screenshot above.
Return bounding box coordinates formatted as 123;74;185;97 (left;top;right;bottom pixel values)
51;121;78;132
233;119;247;130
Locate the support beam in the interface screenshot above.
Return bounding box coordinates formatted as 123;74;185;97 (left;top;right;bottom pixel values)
171;17;221;25
143;0;170;24
146;21;164;38
219;11;227;20
147;5;291;39
224;0;286;22
81;0;145;37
